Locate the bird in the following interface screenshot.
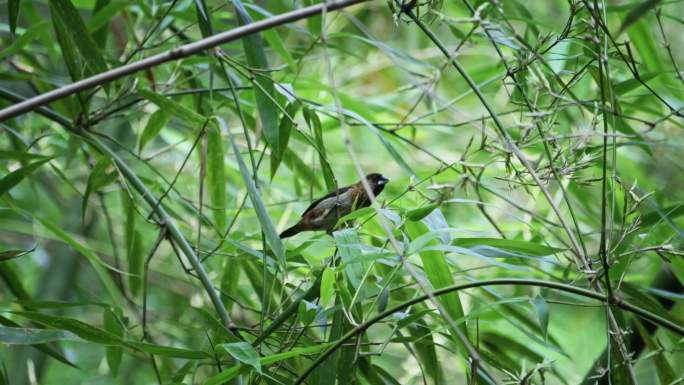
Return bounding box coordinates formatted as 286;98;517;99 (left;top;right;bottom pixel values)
280;173;390;238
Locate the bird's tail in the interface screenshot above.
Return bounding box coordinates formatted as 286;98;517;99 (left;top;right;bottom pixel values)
280;223;303;238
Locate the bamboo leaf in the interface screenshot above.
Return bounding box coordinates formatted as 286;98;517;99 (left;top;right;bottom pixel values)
138;109;172;153
121;190;136;284
222;118;285;269
218;342;261;374
0;315;78;368
406;203;439;221
0;22;49;61
0;158;51;197
10;312;210;359
207;123;227;230
0;326;82;345
8;0;20;36
103;308;123;376
82;158;117;223
0;150;52;161
35;216;122;305
0;245;36;262
634;320;676;385
320;267;335;307
405;215;467;348
619;0;662;34
532;294;550;341
206;343;333;385
231;0;281;161
12;311;122;345
139;89;206;127
303;107;335;191
333;229;368;289
452;238;565;257
49;0;108;75
271;101;300;178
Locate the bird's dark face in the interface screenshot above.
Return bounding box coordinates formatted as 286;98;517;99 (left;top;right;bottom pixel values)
365;173;390;195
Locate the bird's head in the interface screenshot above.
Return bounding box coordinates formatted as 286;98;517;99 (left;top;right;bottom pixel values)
364;173;390;195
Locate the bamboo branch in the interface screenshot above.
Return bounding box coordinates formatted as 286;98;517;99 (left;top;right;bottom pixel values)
0;88;237;336
0;0;369;122
294;278;684;384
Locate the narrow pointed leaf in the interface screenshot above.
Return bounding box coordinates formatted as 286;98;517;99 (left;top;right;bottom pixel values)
0;158;51;196
222;118;285;269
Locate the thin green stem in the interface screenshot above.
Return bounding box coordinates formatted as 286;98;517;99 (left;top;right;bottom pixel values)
406;10;589;269
294;278;684;384
0;88;236;335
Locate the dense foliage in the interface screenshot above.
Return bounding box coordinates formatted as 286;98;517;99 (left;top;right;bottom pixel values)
1;0;683;384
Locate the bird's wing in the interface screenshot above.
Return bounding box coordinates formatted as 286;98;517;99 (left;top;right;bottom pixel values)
301;186;352;216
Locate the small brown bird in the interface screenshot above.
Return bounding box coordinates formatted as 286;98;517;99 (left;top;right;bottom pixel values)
280;173;390;238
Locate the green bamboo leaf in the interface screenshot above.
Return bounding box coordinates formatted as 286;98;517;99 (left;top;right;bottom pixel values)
193;0;214;37
14;300;109;309
282;148;322;190
613;73;659;94
262;29;296;70
35;216;121;305
0;314;78;368
8;0;20;36
90;0;110;48
329;32;434;69
120;187;144;297
406;203;439;221
303;107;335;191
407;319;443;385
0;244;35;262
12;311;122;345
88;0;128;37
0;22;49;61
405;215;467;346
0;158;51;196
320;267;335;307
377;286;389;312
452;238;565;257
126;341;210;359
334;107;414;175
222;118;285;269
481;331;545;367
220;257;241;313
138;109;172;153
641;203;684;226
231;0;281;160
333;229;368;289
297;300;318;325
271;101;301;177
619;0;662;34
634;320;676;385
206;343;333;385
218;342;261;374
241;3;297;70
626;20;664;72
532;294;550;341
50;0;87;116
9;312;210;359
82;158;118;223
49;0;108;75
207;123;227;230
103;308;123;376
139;89;205;127
0;326;82;345
0;150;51;161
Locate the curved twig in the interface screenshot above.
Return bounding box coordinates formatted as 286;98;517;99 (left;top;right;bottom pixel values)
0;0;369;122
294;278;684;384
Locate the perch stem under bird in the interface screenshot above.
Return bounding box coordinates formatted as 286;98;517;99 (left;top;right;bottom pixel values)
280;173;390;238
